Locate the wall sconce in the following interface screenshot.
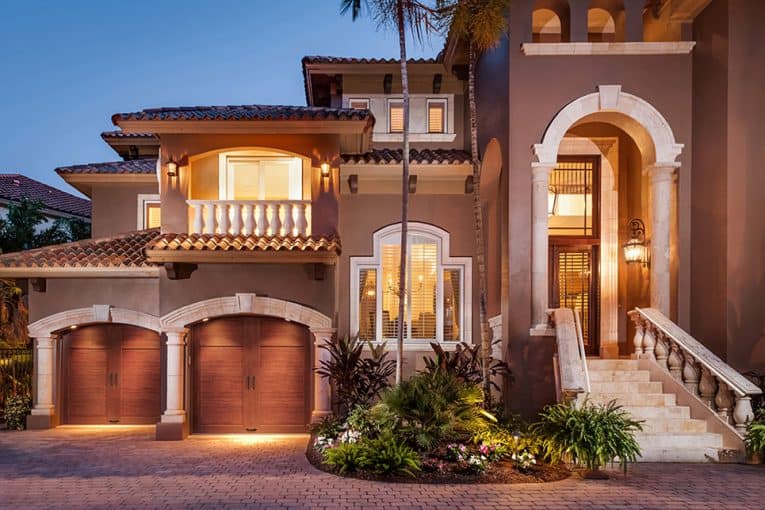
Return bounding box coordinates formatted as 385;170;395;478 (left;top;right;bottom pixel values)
623;218;649;266
320;162;331;179
166;159;178;178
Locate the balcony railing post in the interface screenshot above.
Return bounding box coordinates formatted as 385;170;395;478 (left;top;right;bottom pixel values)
242;204;254;236
295;202;308;236
282;202;295;237
192;203;204;234
218;203;230;234
204;202;215;235
268;203;281;236
187;200;311;237
230;203;242;235
255;204;267;236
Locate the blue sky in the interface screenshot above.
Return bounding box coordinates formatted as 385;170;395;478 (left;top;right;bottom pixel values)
0;1;444;193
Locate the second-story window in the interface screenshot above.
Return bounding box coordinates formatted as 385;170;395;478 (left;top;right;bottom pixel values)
137;194;161;229
348;98;370;109
223;156;303;201
427;100;446;133
388;101;404;133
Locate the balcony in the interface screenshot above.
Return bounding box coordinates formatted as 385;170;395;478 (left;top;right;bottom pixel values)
187;200;311;237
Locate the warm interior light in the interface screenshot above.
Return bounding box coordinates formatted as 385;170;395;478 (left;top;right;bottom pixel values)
320;162;331;178
202;317;209;322
167;160;178;177
69;325;77;330
623;218;648;266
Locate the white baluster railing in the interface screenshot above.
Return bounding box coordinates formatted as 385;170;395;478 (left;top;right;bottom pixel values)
187;200;311;237
629;307;763;436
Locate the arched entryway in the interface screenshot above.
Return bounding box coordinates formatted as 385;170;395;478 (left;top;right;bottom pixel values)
531;85;684;357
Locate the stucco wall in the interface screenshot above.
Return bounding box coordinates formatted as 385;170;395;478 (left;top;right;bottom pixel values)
91;183;158;237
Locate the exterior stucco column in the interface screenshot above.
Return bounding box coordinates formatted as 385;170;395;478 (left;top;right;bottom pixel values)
649;164;677;317
531;164;554;330
310;327;335;422
157;330;188;440
30;336;56;422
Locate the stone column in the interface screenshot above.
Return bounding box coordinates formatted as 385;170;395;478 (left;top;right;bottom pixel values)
29;336;56;428
648;164;676;317
157;330;187;440
531;164;554;330
310;328;336;422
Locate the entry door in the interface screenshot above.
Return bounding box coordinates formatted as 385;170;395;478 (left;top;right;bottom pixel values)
64;325;161;424
192;317;309;433
550;245;600;355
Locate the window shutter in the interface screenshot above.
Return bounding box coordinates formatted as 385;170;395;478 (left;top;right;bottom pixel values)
443;268;461;341
409;237;437;339
358;268;377;340
389;103;404;133
427;102;445;133
381;243;401;338
144;202;161;229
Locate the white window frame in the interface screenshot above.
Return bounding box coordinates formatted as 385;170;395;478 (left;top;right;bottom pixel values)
218;155;303;200
136;194;160;230
350;222;472;346
426;98;447;134
387;99;404;133
347;98;370;110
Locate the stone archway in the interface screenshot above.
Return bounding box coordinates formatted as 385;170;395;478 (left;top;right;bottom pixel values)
530;85;683;332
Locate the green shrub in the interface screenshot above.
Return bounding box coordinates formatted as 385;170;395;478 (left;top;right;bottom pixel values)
309;415;344;440
421;341;512;392
3;395;31;430
745;422;765;455
323;442;368;474
379;372;496;451
530;399;643;473
358;432;421;477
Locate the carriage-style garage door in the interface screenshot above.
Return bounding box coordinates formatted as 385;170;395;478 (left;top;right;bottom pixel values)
191;316;309;433
62;324;162;425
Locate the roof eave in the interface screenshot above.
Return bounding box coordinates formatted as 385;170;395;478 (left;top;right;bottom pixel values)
114;118;374;135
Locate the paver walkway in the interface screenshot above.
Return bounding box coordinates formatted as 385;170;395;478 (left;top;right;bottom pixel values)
0;426;762;509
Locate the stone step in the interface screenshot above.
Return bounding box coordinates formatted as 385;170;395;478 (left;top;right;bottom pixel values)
639;418;708;434
589;381;663;394
586;359;640;371
637;446;720;463
588;370;651;382
634;432;723;449
588;392;676;407
621;405;691;420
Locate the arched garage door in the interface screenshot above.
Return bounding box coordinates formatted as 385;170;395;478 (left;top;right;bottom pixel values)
62;324;162;424
191;316;310;433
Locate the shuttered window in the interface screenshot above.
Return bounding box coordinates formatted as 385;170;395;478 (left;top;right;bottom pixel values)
358;268;377;340
427;100;446;133
389;102;404;133
144;202;161;229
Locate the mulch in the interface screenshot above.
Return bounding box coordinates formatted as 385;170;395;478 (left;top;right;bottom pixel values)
306;443;571;484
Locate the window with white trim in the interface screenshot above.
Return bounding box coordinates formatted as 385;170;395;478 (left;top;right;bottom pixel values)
221;156;302;200
137;194;161;229
427;99;446;133
388;101;404;133
351;223;471;343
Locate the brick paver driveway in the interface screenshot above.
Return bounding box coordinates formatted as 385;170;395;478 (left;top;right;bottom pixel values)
0;426;762;509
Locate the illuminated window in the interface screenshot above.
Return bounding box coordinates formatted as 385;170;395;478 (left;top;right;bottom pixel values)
388;101;404;133
427;100;446;133
352;223;471;343
532;8;563;42
587;8;616;43
137;194;161;229
222;156;302;200
548;157;599;237
348;98;370;110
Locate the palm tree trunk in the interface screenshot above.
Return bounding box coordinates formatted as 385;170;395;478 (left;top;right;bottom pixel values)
467;42;492;402
395;0;410;385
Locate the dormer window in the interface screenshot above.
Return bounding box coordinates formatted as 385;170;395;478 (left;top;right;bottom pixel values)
348;98;370;110
427;99;446;134
388;101;404;133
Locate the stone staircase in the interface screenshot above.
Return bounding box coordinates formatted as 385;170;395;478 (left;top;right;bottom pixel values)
586;359;725;462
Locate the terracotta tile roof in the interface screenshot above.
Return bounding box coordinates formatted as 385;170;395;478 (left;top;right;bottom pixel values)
147;233;341;254
302;56;441;65
100;131;158;140
0;174;91;218
341;148;472;165
112;105;371;123
55;159;157;175
0;229;159;268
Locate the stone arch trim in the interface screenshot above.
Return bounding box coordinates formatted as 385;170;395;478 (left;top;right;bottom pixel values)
159;293;332;331
28;306;161;338
534;85;684;167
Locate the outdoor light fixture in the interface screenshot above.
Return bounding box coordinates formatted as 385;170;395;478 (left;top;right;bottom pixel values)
623;218;648;266
166;159;178;178
320;162;331;178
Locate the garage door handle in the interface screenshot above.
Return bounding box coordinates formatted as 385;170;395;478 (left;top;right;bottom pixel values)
108;372;114;386
250;375;255;389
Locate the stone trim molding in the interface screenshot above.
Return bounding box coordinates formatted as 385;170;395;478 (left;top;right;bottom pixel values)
534;85;684;167
160;293;332;331
28;305;161;338
521;42;696;56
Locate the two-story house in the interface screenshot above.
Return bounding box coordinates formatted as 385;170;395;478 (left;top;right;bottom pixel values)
1;0;762;462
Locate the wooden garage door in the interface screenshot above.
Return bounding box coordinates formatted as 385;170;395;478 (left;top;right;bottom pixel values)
63;325;161;425
192;316;309;433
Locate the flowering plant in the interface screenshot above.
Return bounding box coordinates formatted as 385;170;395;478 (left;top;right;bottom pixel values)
511;450;537;471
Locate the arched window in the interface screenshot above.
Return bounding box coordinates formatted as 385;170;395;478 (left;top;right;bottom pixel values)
588;5;623;42
532;8;562;42
350;223;472;343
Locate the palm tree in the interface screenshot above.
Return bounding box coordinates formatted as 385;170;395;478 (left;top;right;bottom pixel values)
341;0;444;383
444;0;509;400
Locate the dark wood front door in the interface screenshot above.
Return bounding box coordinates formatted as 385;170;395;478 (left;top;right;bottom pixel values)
63;325;161;425
192;316;309;433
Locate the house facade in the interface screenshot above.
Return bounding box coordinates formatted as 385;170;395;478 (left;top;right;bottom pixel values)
0;0;763;459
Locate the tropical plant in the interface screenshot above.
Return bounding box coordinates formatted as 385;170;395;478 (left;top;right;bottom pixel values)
316;336;396;416
421;341;512;393
377;372;496;450
309;415;344;441
745;421;765;456
3;394;31;430
0;280;28;347
357;431;422;476
341;0;445;383
437;0;509;399
530;399;643;474
0;198;91;254
323;442;368;474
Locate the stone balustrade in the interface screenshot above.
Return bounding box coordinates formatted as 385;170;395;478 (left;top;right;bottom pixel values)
629;307;763;436
187;200;311;237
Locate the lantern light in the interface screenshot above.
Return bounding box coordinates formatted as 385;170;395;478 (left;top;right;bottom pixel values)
623;218;648;266
166;160;178;178
320;162;331;178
